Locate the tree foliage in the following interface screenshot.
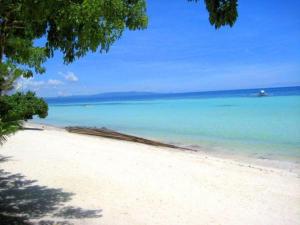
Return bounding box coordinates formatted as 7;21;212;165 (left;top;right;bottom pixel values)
205;0;238;28
0;0;148;77
188;0;238;28
0;91;48;144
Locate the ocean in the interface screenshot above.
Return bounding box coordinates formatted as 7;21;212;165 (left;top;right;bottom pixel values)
35;86;300;162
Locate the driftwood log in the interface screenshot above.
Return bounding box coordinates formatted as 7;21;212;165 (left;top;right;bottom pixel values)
66;126;194;151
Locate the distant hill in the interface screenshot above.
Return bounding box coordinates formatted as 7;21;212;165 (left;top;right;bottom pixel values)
45;91;162;103
45;86;300;104
46;91;159;100
90;91;157;98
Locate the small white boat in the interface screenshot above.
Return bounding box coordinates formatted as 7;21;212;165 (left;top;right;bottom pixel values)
257;90;268;97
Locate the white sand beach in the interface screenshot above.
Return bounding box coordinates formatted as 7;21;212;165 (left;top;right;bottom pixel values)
1;124;300;225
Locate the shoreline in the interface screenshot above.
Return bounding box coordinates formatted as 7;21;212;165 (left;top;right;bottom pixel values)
1;122;300;224
27;121;300;175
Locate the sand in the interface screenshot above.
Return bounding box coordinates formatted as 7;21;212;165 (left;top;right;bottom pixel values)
1;124;300;225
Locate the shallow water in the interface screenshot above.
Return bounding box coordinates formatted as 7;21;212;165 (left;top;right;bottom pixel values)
35;87;300;161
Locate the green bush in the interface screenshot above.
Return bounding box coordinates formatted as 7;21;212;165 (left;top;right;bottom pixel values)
0;91;48;144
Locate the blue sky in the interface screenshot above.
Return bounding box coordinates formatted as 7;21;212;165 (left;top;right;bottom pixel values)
19;0;300;97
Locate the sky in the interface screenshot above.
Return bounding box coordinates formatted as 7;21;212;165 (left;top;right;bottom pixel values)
19;0;300;97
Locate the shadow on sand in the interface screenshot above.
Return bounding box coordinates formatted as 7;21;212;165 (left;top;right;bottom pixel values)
0;155;102;225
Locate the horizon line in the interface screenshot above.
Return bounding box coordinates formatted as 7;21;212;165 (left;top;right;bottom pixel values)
44;85;300;99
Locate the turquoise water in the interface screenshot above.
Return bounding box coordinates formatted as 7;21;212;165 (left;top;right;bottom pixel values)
35;88;300;161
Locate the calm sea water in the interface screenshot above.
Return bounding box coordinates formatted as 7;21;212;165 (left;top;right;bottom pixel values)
35;87;300;161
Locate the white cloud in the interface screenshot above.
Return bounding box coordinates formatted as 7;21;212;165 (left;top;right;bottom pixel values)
14;82;22;91
48;79;63;85
60;71;79;82
16;78;45;90
15;78;64;92
57;91;68;96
